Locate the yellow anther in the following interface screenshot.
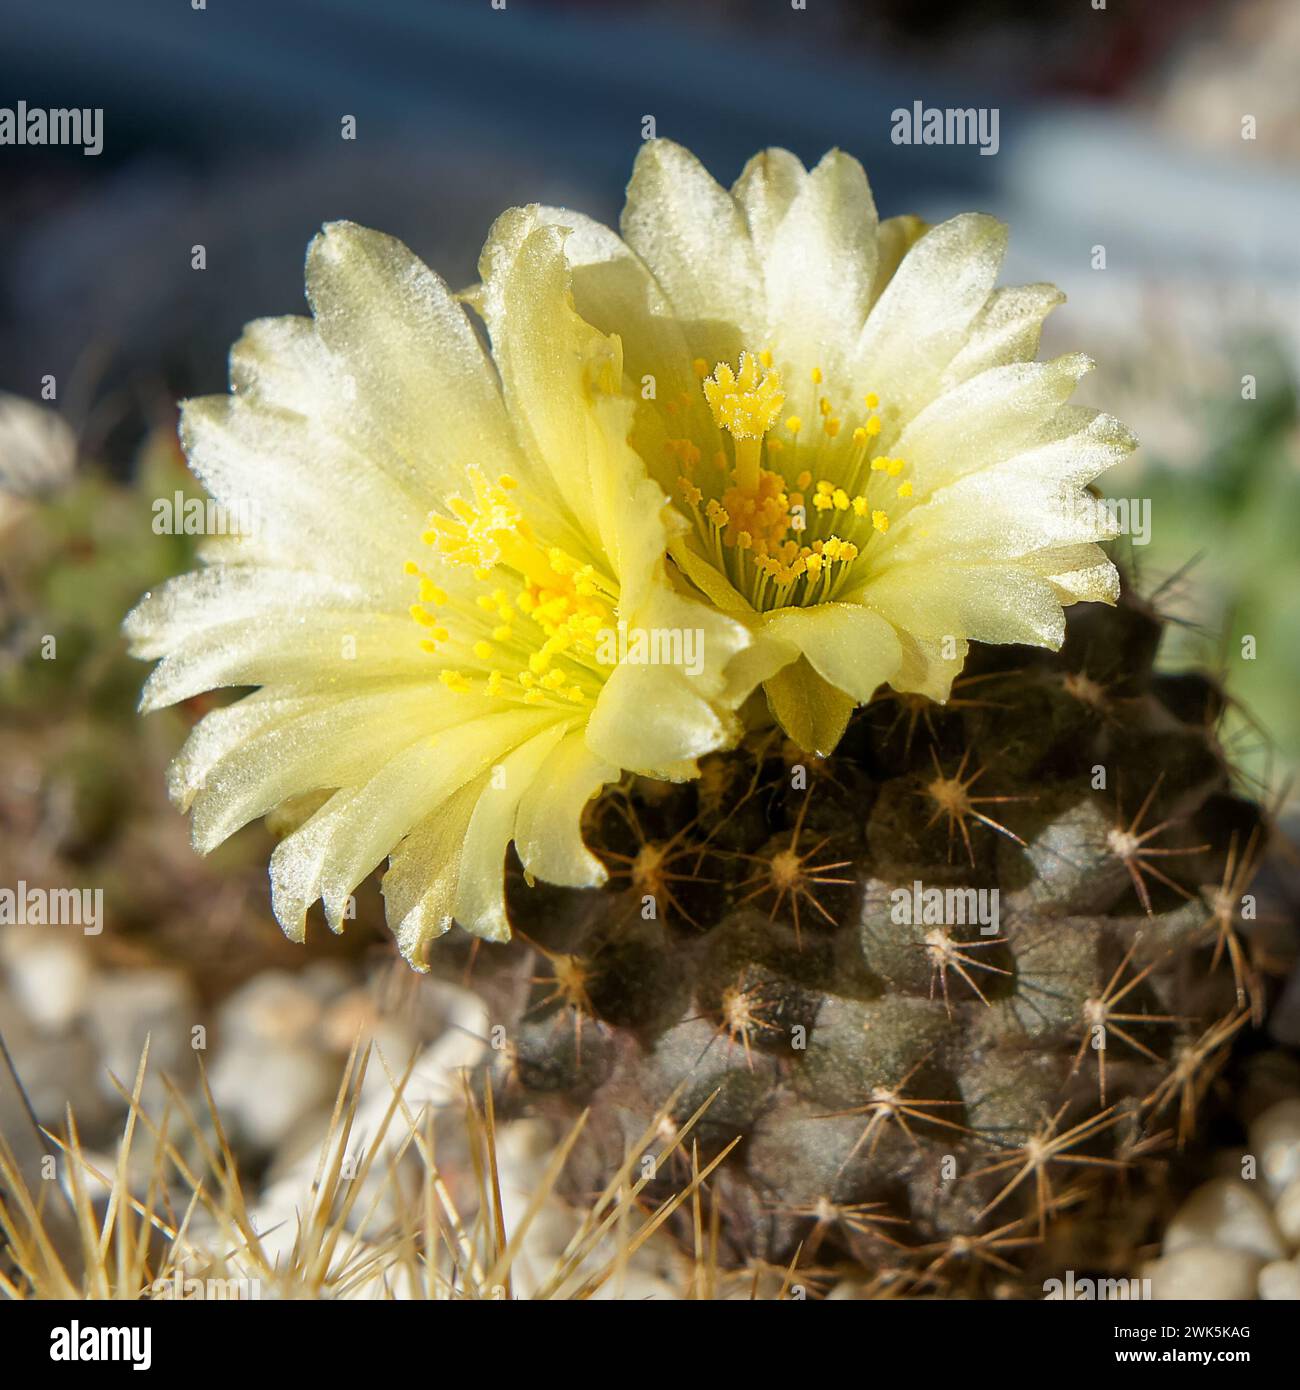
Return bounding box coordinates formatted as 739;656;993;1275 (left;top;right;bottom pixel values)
872;510;890;533
439;670;472;694
703;352;786;441
472;641;494;661
786;415;802;436
887;458;905;476
897;482;913;498
811;366;823;384
759;349;774;368
865;392;879;409
824;417;841;438
865;416;882;437
692;357;710;379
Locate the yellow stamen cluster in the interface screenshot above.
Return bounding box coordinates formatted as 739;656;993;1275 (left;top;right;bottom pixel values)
703;352;786;442
421;468;522;575
672;352;916;609
407;472;617;710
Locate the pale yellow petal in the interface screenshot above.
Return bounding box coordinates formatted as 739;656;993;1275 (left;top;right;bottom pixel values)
514;731;617;888
305;221;523;494
763;659;856;757
941;283;1065;389
385;782;481;970
731;147;808;258
188;683;457;852
269;708;561;939
760;600;902;705
853;212;1007;423
888;354;1095;495
866;563;1070;649
177;395;424;584
621;139;761;342
871;213;929;305
763;150;878;381
586;658;735;777
453;722;571;941
890;631;969;704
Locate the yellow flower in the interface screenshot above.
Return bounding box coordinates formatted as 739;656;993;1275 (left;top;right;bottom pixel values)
125;215;753;966
528;140;1134;753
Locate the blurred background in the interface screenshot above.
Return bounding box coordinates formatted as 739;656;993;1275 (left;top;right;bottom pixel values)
1;0;1299;1294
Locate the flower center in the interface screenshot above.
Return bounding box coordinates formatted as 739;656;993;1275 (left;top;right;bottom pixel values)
668;351;913;612
405;467;615;710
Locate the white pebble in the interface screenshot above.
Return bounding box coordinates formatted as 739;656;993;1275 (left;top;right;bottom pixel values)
1258;1259;1300;1301
1145;1245;1262;1300
0;929;90;1033
1163;1177;1285;1262
1248;1099;1300;1198
1275;1178;1300;1250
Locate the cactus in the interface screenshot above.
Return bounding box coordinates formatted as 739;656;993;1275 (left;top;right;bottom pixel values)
453;585;1266;1294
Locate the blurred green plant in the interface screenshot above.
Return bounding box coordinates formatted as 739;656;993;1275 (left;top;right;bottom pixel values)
1124;339;1300;790
1;426;196;718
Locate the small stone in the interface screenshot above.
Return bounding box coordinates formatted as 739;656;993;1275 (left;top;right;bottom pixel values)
216;970;322;1048
1248;1099;1300;1198
321;988;382;1052
0;927;90;1033
209;1040;335;1152
1275;1178;1300;1250
1164;1177;1286;1262
1258;1260;1300;1301
85;968;198;1104
1144;1245;1262;1300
